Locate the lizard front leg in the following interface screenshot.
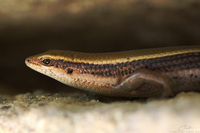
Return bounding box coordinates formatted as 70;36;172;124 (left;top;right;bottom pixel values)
114;69;174;98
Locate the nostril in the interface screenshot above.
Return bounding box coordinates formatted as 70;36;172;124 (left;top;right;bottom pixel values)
26;58;31;63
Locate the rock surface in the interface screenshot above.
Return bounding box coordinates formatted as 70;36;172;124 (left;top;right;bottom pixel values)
0;91;200;133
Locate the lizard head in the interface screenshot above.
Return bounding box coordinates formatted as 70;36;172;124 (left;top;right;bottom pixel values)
25;50;78;87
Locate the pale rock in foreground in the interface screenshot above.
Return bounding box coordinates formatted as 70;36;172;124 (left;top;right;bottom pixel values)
0;91;200;133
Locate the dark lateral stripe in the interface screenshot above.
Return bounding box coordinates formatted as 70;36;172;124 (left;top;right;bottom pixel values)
51;52;200;77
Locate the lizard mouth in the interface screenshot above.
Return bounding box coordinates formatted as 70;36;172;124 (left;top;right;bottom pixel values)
25;56;42;70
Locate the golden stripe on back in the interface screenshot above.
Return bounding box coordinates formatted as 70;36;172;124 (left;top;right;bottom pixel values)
37;45;200;64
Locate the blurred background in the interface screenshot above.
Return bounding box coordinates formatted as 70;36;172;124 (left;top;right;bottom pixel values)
1;0;200;95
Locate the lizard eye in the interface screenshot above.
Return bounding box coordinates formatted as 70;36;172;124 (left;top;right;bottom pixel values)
42;59;51;65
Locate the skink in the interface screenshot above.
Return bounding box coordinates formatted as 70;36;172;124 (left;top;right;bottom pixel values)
25;45;200;97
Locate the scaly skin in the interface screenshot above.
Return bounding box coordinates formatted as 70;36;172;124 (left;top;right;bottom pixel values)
25;45;200;97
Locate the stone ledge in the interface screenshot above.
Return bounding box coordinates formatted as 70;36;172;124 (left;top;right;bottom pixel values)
0;91;200;133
